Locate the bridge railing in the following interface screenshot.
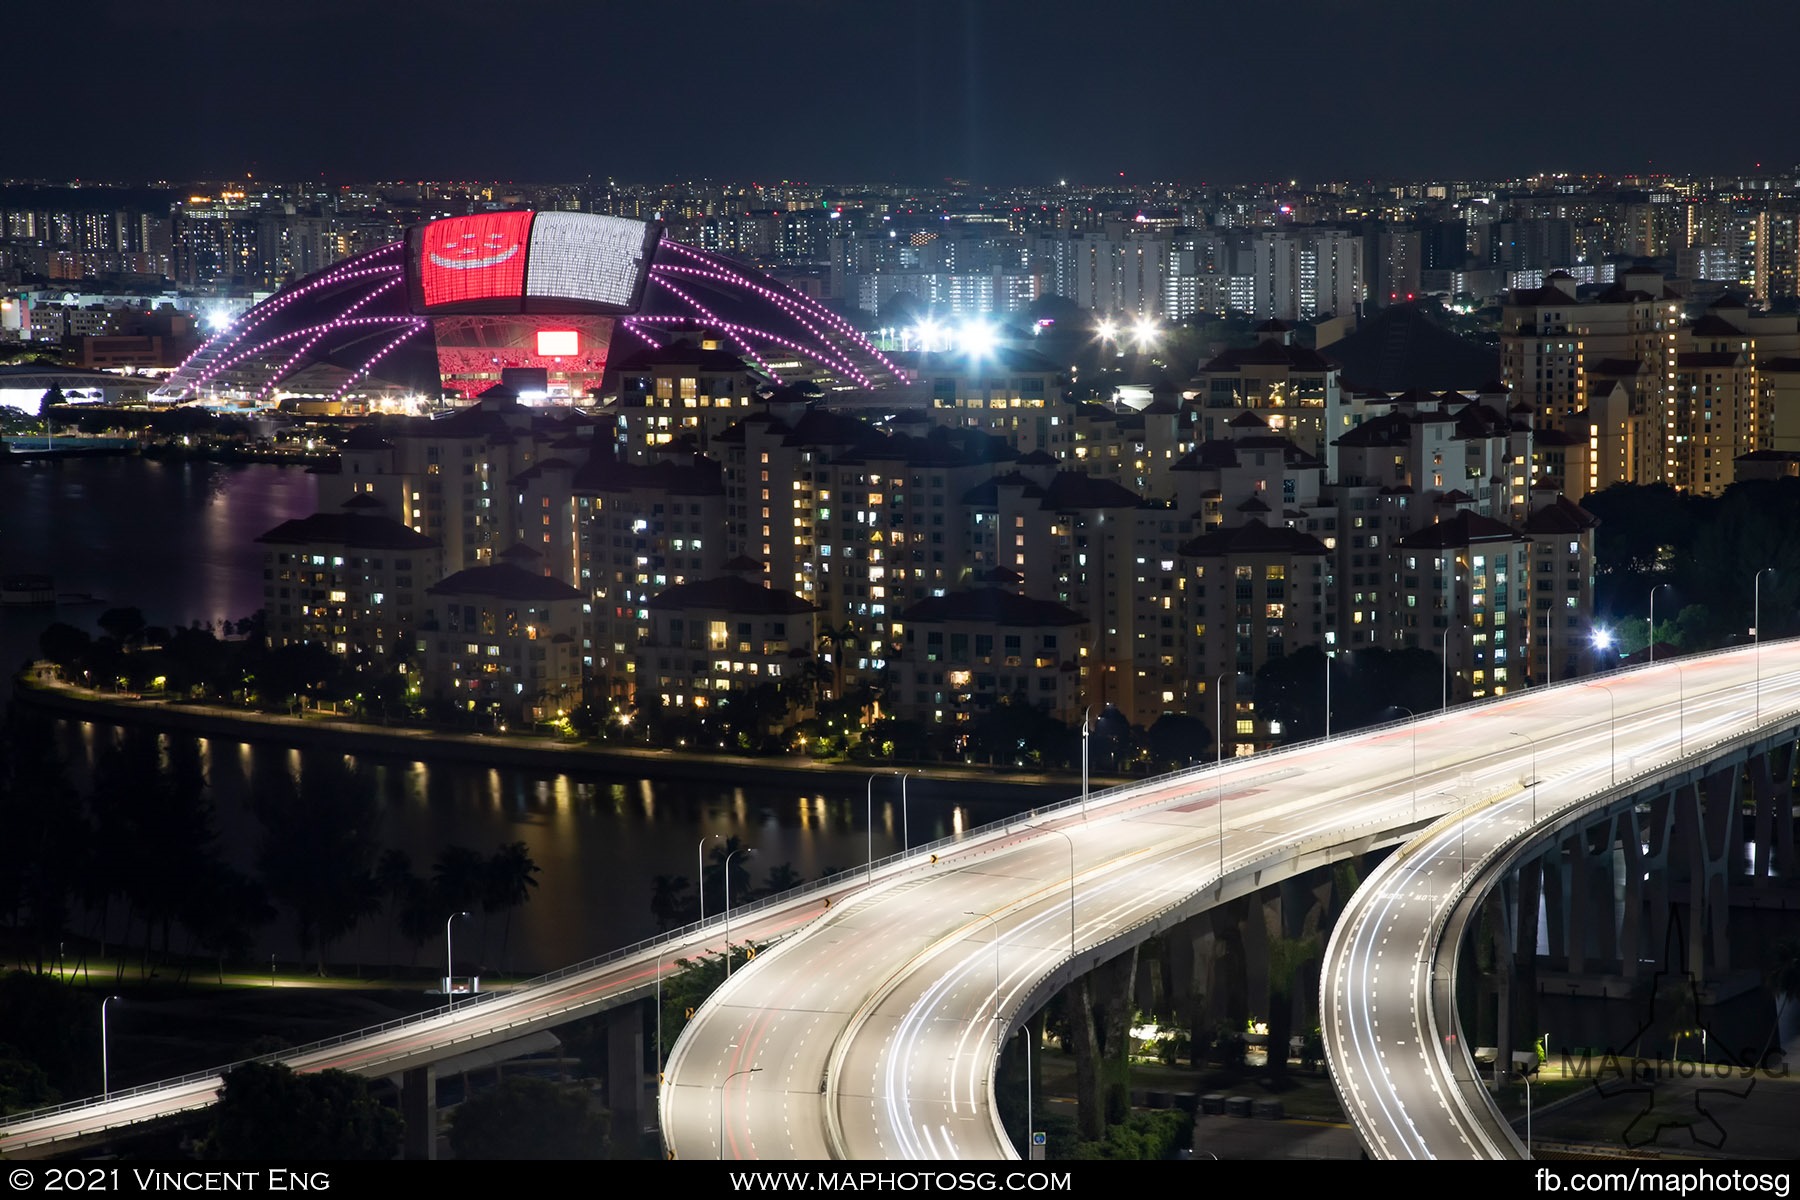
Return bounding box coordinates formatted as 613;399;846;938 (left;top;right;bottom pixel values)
20;664;1783;1136
1;700;1460;1133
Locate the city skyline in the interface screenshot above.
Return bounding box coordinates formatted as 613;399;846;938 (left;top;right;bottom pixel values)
14;0;1800;185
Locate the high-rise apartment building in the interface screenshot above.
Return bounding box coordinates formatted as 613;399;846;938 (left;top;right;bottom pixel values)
1754;209;1798;306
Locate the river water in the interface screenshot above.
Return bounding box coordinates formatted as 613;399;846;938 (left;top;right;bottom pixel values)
0;456;1033;974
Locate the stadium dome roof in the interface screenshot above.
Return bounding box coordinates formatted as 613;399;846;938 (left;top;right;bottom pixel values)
156;219;902;404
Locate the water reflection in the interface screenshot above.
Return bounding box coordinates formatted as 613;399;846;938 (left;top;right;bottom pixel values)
50;719;1030;976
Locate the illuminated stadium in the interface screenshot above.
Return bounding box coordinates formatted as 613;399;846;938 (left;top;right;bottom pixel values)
154;212;904;407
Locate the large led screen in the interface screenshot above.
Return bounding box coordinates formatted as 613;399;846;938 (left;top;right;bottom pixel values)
524;213;659;312
408;211;659;316
413;212;534;311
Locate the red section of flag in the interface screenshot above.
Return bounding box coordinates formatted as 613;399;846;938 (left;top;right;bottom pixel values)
417;212;534;309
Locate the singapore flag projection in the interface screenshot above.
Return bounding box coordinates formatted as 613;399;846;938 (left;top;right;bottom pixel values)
526;212;657;310
409;211;660;315
415;212;534;310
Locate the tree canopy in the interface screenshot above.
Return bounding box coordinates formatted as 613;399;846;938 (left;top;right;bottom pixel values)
202;1061;402;1160
448;1076;606;1159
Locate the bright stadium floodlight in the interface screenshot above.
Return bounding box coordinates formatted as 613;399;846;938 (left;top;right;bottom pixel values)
956;320;997;359
1095;318;1118;343
1131;316;1160;350
1591;628;1614;653
912;319;948;353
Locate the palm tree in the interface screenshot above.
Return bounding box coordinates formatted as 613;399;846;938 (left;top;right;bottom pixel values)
374;849;416;968
650;874;694;930
706;836;757;911
818;621;861;701
396;878;440;968
482;842;541;973
432;845;489;963
758;862;803;898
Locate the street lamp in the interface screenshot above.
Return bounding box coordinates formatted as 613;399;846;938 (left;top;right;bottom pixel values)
1648;583;1670;663
445;910;469;1008
1394;707;1418;823
718;1065;762;1160
899;771;913;850
966;910;1001;1019
724;846;756;977
1583;682;1617;786
1026;823;1077;958
1543;607;1552;686
1510;730;1539;823
865;774;878;883
654;943;671;1094
1215;672;1229;880
1755;567;1776;720
101;995;120;1099
1324;649;1332;739
1514;1063;1534;1159
1023;1025;1033;1153
1080;706;1091;818
1442;624;1454;712
1430;789;1468;877
1675;664;1685;752
698;832;721;921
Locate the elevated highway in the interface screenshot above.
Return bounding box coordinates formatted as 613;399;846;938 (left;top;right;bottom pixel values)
7;642;1797;1162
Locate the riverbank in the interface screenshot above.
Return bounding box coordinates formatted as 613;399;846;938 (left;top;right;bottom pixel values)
13;672;1111;802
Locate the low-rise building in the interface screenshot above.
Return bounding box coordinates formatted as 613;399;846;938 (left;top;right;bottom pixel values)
892;588;1088;728
255;506;442;657
638;575;816;714
418;561;591;723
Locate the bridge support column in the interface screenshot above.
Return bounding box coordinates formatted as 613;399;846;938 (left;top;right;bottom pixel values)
1749;746;1795;889
1571;815;1626;976
1780;739;1799;879
1617;805;1652;985
1542;840;1569;969
1488;885;1515;1085
1675;768;1736;977
1062;946;1137;1140
1641;791;1676;973
606;1001;646;1154
400;1064;437;1161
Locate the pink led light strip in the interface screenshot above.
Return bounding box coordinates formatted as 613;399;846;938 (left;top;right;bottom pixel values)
642;275;779;380
663;241;904;378
331;321;430;402
651;262;868;385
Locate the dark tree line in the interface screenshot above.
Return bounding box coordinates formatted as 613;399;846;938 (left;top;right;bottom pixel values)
0;706;541;983
1582;479;1800;656
648;835;807;930
37;608;418;724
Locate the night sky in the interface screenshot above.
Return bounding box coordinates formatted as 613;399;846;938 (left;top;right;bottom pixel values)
16;0;1800;185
